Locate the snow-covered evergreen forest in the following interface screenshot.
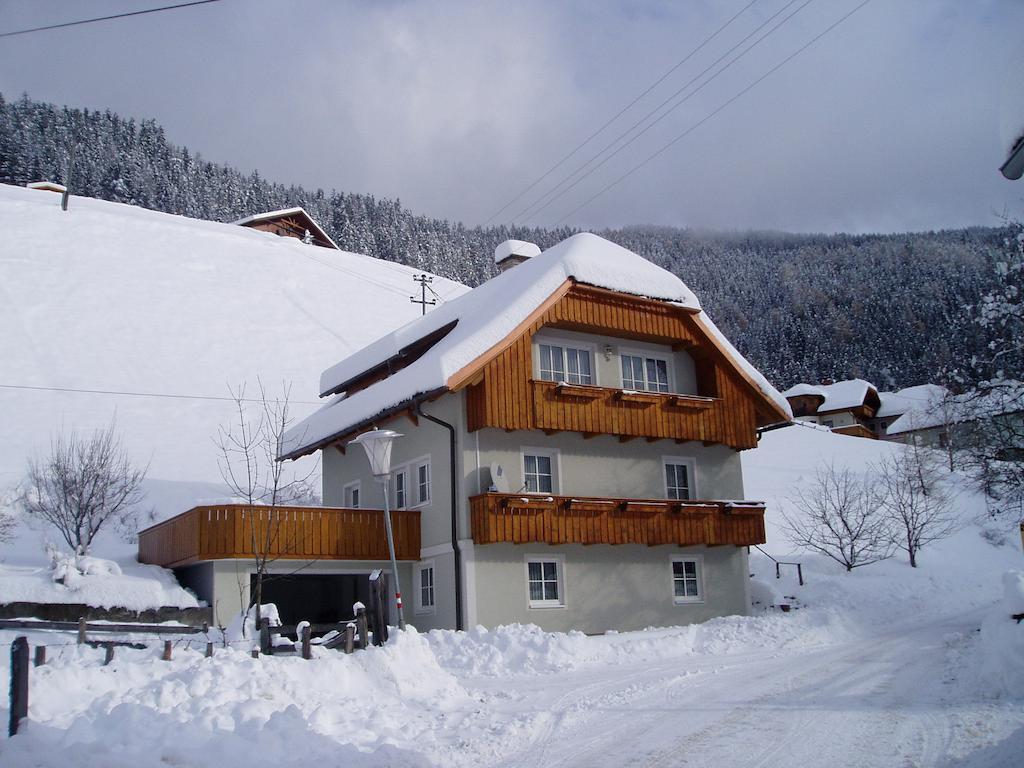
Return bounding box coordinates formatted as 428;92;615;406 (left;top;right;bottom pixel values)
0;93;1006;389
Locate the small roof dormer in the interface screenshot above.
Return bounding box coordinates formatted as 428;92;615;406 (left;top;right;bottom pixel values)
494;239;541;273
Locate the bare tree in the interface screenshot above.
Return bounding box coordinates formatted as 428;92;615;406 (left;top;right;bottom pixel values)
0;487;17;544
781;462;894;572
874;444;958;567
215;381;318;635
19;422;148;555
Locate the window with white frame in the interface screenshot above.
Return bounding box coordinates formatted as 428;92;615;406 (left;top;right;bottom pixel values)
621;353;671;392
663;458;695;500
526;557;564;607
523;451;555;493
670;556;703;603
393;468;408;509
538;343;594;385
343;481;360;508
415;460;431;505
416;562;435;613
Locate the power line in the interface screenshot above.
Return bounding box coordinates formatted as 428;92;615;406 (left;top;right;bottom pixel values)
480;0;762;225
0;383;321;406
0;0;224;39
514;0;809;224
554;0;872;226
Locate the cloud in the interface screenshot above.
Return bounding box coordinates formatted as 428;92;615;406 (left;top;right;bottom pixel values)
0;0;1021;233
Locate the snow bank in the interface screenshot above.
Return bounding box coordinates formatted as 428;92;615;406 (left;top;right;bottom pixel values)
0;627;463;768
977;571;1024;698
0;560;198;611
426;609;851;678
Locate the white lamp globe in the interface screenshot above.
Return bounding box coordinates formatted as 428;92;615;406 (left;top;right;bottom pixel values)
350;429;403;477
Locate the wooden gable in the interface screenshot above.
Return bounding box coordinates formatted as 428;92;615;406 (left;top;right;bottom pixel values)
458;284;787;450
239;210;337;249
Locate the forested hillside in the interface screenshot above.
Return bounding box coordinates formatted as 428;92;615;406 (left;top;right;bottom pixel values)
0;93;1005;389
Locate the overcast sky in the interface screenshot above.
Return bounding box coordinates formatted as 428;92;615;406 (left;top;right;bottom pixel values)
1;0;1022;234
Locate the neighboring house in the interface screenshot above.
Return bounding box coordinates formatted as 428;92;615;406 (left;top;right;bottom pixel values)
138;233;791;633
887;383;1023;452
783;379;950;442
233;207;339;249
782;379;880;439
874;384;950;443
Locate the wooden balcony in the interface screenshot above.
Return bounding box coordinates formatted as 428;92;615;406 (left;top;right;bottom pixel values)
469;492;766;547
138;504;421;569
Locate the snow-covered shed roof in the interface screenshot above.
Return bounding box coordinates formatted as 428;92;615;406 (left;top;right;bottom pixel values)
887;382;1023;435
782;379;879;414
232;207;339;250
26;181;67;193
280;232;792;460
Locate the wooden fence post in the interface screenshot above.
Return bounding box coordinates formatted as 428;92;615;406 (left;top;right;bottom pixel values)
251;648;259;659
104;645;115;666
77;617;87;644
33;645;46;668
162;641;172;661
355;606;369;650
259;618;272;656
301;624;311;660
205;642;214;658
369;572;389;646
8;636;28;737
344;622;355;654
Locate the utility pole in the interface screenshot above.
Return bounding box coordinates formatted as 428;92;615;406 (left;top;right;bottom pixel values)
410;274;437;316
62;141;77;212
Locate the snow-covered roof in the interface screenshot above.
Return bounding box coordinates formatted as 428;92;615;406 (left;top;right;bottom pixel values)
876;384;948;418
232;206;339;249
782;379;877;413
281;232;791;459
887;382;1024;435
494;239;541;264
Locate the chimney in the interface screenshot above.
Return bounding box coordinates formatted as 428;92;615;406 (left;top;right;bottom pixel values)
494;239;541;273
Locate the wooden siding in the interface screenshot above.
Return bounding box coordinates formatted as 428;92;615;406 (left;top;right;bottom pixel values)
138;505;421;568
832;423;877;439
464;285;761;449
470;493;766;547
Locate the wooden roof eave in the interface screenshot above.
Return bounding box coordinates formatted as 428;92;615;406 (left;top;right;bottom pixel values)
447;278;575;391
278;386;449;461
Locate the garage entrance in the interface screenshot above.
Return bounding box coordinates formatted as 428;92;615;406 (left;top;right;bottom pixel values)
252;573;372;627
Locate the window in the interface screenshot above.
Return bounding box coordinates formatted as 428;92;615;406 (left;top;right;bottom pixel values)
664;459;693;500
415;460;431;505
671;556;703;603
416;563;435;613
523;452;554;493
393;469;408;509
822;419;834;428
621;353;670;392
526;556;564;608
538;343;594;385
343;481;360;508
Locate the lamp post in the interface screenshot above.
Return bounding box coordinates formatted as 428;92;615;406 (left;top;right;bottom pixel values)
350;428;406;631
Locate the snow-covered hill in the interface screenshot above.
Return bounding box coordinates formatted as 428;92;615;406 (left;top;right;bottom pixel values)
0;183;467;505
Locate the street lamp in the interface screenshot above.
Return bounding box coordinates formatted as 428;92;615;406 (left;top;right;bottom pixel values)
350;428;406;631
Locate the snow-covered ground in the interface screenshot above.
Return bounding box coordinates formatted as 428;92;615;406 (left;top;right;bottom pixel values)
0;183;466;498
2;425;1021;766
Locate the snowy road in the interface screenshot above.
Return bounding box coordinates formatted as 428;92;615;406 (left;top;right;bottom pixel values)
466;612;1022;767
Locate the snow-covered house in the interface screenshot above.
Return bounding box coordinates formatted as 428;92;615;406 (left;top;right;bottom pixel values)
252;233;790;634
233;207;339;249
782;379;881;439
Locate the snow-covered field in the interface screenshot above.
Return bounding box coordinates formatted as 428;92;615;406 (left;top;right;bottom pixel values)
2;425;1021;766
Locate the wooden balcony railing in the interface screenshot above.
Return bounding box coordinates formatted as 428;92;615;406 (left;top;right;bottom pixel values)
138;504;421;568
470;492;765;547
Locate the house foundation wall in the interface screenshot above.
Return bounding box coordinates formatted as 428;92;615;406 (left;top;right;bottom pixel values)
471;543;750;634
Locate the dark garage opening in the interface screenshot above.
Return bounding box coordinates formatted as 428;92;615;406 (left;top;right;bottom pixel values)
252;573;373;628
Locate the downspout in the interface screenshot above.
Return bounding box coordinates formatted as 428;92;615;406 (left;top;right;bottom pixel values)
415;400;464;631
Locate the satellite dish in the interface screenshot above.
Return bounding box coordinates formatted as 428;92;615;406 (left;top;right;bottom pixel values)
489;461;511;493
